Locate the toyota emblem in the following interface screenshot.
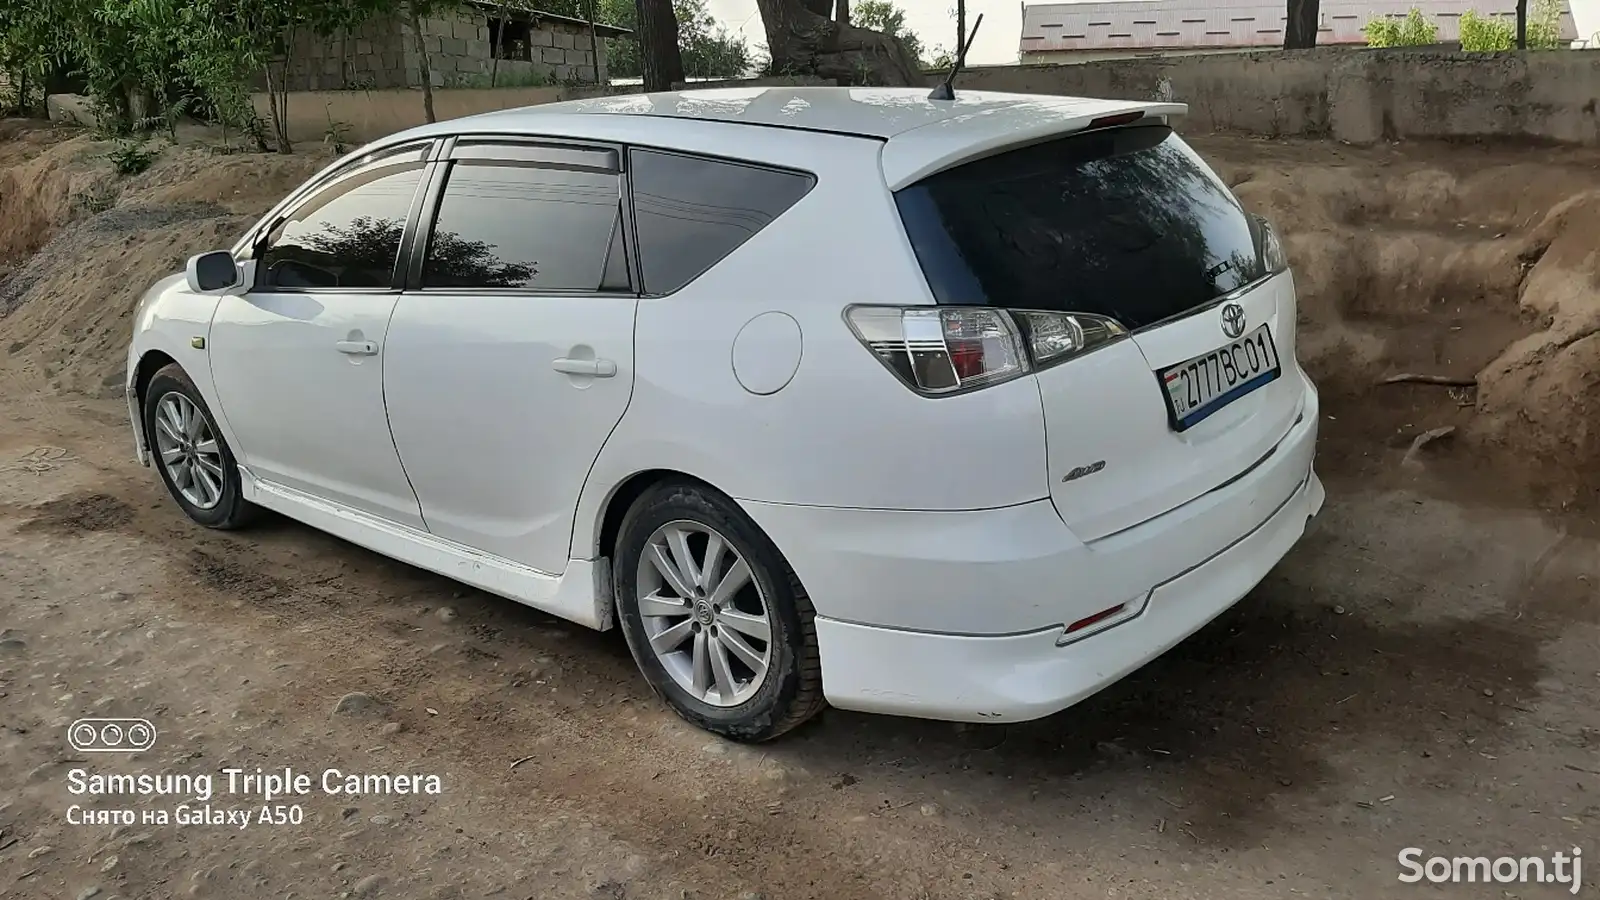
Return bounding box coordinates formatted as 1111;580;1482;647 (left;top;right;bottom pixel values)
1219;302;1247;339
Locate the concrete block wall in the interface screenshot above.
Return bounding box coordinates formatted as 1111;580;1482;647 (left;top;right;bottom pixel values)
258;9;610;93
276;16;409;91
960;48;1600;146
407;9;608;87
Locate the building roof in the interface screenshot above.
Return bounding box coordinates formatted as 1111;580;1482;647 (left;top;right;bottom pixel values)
465;1;633;37
1019;0;1577;53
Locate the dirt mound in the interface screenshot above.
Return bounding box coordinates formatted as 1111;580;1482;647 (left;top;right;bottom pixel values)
0;123;114;265
1207;136;1600;506
1471;190;1600;491
0;128;329;396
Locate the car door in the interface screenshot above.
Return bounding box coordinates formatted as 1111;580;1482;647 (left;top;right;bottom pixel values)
383;137;638;575
207;140;434;530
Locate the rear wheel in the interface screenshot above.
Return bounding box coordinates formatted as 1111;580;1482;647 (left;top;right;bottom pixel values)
143;363;259;530
614;480;825;742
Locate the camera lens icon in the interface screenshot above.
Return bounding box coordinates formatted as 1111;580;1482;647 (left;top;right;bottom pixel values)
68;718;157;753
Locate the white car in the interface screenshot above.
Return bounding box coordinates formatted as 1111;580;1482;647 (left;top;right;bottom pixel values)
125;86;1323;741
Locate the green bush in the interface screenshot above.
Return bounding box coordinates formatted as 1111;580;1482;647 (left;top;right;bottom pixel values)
106;140;157;176
1363;7;1440;47
1460;0;1565;50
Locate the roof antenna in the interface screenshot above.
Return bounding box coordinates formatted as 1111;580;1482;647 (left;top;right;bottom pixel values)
929;8;983;101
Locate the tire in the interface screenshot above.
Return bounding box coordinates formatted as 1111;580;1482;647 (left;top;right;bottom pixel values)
143;363;260;530
613;480;825;742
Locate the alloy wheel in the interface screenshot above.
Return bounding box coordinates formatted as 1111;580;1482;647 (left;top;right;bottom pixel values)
153;392;226;511
635;520;773;707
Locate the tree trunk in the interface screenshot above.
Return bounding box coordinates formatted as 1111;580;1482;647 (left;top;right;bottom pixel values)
755;0;923;84
956;0;966;59
586;0;603;84
262;61;292;153
406;2;436;123
1284;0;1320;48
490;6;504;87
834;0;849;24
635;0;684;90
1516;0;1528;48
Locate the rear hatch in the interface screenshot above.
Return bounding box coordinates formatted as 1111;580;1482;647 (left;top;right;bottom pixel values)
894;121;1303;541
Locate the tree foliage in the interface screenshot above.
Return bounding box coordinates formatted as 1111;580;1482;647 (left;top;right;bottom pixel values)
599;0;751;79
1362;7;1439;46
852;0;922;63
0;0;452;146
1459;0;1563;49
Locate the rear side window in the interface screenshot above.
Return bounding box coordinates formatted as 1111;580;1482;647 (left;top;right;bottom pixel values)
629;149;815;295
894;124;1267;331
421;162;623;292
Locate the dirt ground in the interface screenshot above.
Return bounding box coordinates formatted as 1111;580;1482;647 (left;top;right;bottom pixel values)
1;122;1599;899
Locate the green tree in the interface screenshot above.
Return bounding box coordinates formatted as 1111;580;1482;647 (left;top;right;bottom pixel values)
853;0;923;63
1362;7;1439;46
1460;0;1562;49
599;0;750;79
1460;9;1517;49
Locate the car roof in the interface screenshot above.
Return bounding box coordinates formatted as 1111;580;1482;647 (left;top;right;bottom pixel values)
386;86;1188;189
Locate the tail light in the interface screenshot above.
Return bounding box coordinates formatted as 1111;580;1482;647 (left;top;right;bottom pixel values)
845;306;1127;396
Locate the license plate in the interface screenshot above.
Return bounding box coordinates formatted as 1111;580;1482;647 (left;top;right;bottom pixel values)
1159;324;1281;431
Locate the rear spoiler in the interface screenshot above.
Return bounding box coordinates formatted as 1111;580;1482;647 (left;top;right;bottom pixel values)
882;100;1188;192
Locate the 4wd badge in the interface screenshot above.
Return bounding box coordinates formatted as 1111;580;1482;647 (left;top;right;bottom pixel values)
1062;460;1107;483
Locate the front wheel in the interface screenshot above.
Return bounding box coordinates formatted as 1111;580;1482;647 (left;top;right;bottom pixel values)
613;481;825;742
143;363;259;530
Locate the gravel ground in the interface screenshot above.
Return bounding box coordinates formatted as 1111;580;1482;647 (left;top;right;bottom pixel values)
0;393;1596;900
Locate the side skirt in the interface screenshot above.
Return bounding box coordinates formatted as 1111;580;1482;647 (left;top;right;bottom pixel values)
241;472;613;630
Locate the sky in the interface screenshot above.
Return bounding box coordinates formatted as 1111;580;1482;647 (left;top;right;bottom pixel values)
702;0;1600;63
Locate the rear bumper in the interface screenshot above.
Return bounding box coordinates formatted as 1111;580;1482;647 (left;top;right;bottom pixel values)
740;371;1323;723
811;468;1322;722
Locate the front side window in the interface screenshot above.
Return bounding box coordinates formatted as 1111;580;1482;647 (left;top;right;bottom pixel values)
256;162;426;290
629;149;816;296
420;162;623;292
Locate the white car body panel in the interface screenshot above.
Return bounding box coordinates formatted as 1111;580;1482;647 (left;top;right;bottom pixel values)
208;292;425;529
813;464;1325;722
124;86;1325;726
384;293;639;575
1042;273;1304;541
125;275;233;465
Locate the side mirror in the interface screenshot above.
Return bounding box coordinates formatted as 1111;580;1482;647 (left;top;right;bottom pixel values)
186;251;242;294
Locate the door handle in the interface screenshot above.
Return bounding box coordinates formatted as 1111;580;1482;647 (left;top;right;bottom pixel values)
551;357;617;378
335;340;379;356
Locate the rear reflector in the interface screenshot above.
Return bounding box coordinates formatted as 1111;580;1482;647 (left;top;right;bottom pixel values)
1086;111;1146;130
1055;590;1152;647
1066;603;1127;635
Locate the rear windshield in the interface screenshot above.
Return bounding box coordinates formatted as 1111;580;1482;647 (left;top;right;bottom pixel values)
893;124;1267;331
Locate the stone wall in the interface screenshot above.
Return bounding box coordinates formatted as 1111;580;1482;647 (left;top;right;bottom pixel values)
411;8;609;87
960;49;1600;146
270;10;609;92
277;16;411;91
